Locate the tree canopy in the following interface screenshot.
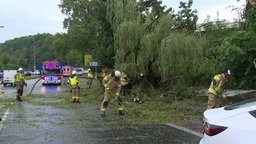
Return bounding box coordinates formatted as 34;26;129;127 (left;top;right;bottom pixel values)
1;0;255;89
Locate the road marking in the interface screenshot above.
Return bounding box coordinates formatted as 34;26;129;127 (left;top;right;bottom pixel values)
0;108;9;134
0;102;14;134
166;123;203;138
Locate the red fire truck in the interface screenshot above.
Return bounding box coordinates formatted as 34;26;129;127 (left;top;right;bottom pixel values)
41;61;62;85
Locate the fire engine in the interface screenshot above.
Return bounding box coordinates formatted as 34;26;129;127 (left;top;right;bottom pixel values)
41;61;62;85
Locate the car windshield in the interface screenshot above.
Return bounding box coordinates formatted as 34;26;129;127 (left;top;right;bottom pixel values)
224;97;256;110
43;69;61;75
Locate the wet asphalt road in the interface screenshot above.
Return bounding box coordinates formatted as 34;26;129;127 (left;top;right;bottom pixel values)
0;79;202;144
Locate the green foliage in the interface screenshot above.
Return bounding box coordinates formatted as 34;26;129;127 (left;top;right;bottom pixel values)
65;49;83;66
114;20;144;77
203;6;256;89
59;0;116;68
2;0;255;90
173;0;198;32
160;32;205;85
106;0;137;32
0;34;55;71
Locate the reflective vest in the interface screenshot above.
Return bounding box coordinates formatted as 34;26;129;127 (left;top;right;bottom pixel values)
208;74;224;95
88;72;93;79
14;73;26;84
68;76;80;86
121;74;129;86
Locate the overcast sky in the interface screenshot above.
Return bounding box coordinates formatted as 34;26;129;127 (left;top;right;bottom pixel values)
0;0;245;43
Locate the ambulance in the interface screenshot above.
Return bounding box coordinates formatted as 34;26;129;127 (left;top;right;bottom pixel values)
61;66;72;77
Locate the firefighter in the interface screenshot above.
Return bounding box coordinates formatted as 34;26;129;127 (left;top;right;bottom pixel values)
13;68;27;102
120;70;132;96
100;70;124;117
67;70;81;103
87;69;94;88
207;68;231;109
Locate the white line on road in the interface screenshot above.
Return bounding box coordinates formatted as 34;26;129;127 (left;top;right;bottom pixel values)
0;102;14;134
166;123;203;138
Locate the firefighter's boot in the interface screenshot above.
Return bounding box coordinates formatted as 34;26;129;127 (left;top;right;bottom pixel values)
72;96;76;103
75;97;80;103
100;107;106;118
16;96;22;102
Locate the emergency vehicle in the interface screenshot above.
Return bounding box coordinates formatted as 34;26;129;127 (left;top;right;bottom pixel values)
61;66;72;77
41;61;62;85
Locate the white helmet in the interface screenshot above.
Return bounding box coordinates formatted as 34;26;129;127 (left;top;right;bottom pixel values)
227;69;231;76
222;68;231;76
114;71;121;77
72;70;77;75
88;69;91;71
18;68;23;71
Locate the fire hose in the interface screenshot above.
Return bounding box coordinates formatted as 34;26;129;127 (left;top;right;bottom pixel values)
29;76;44;95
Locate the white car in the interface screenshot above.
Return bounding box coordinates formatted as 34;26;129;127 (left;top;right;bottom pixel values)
199;97;256;144
75;68;85;75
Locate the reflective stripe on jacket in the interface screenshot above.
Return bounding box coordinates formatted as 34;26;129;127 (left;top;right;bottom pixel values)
208;74;223;95
102;75;121;94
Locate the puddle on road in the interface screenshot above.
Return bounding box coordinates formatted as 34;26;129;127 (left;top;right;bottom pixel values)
40;86;61;95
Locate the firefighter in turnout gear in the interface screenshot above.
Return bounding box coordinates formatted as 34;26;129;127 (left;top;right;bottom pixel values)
207;68;231;109
100;70;124;117
87;69;94;88
67;70;81;103
120;70;132;96
13;68;27;102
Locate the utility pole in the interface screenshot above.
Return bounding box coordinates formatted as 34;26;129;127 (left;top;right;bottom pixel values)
34;47;36;71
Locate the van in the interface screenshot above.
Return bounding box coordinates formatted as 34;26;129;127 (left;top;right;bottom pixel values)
3;70;17;86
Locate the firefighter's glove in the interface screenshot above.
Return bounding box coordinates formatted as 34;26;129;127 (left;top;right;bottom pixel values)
115;95;119;101
104;84;109;91
221;94;227;99
115;93;120;101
